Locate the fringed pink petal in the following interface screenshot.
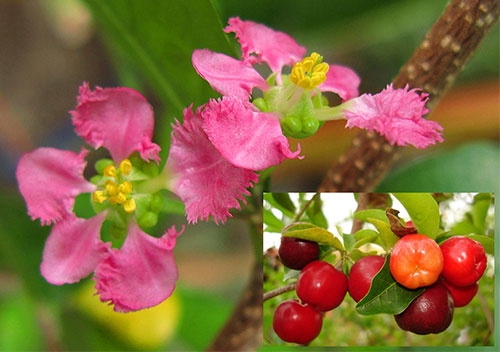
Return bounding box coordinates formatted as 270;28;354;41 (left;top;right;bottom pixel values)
168;105;259;224
344;84;444;149
201;97;302;170
40;212;109;285
224;17;306;73
94;223;183;312
71;82;160;164
16;147;95;226
192;49;268;101
319;63;361;101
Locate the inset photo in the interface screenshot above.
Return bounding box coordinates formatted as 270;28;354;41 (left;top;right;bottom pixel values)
263;193;494;347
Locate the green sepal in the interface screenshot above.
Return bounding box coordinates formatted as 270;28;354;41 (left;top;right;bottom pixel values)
137;211;159;229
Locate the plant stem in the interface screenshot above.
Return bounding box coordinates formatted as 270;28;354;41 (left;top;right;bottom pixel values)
263;282;297;302
294;193;319;222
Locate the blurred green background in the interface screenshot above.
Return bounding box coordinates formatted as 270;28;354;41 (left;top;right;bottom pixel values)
0;0;498;350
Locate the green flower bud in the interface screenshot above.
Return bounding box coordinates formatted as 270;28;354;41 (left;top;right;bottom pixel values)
150;192;164;212
95;158;114;174
138;211;159;229
252;98;269;112
90;174;103;185
302;117;320;136
281;115;302;138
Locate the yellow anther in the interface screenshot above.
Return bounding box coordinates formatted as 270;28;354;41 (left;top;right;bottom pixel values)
92;191;107;203
119;159;132;175
105;180;118;196
110;192;127;205
103;165;117;178
118;181;133;195
123;198;136;213
290;52;329;89
313;62;329;74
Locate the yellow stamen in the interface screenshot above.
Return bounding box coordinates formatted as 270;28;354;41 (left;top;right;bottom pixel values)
290;52;329;89
105;180;118;196
92;190;107;203
118;181;132;195
123;198;136;213
119;159;132;175
103;165;117;178
110;192;127;205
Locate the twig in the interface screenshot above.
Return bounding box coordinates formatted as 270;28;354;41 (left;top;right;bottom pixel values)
350;193;370;234
319;0;500;192
294;193;319;222
263;282;297;302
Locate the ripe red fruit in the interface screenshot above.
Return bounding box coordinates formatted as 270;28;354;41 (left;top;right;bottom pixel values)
272;299;322;345
390;234;443;289
442;280;478;307
296;260;347;311
440;236;487;287
394;281;454;335
348;255;385;302
279;236;319;270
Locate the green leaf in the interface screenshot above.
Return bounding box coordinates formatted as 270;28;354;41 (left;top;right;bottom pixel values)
282;222;344;252
354;209;388;223
366;218;399;249
450;220;480;236
305;195;328;229
283;268;300;282
263;209;284;229
392;193;440;238
84;0;234;161
353;234;379;248
272;193;296;214
376;142;500;191
264;193;295;218
264;226;282;234
356;254;425;315
472;194;492;234
343;233;356;251
349;249;379;262
353;228;386;248
465;235;494;256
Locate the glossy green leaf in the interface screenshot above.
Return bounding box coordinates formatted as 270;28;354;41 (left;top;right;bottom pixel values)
465;235;494;256
356;254;424;315
272;193;296;214
343;233;356;251
354;228;386;248
450;220;480;236
264;193;295;218
354;209;388;223
353;234;379;248
392;193;440;238
376;142;500;191
282;222;344;252
366;218;399;249
283;268;300;282
263;209;284;229
264;226;282;233
349;249;379;262
472;194;492;234
305;195;328;229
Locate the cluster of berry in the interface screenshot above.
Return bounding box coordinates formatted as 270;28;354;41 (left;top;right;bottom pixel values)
272;234;487;345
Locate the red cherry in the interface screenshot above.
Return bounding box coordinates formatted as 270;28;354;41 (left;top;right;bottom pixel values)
279;237;319;270
296;260;347;311
440;236;486;287
272;299;322;344
348;255;385;302
442;280;478;307
394;281;454;335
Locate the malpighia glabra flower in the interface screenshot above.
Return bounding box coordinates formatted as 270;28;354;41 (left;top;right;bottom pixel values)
168;17;360;224
16;82;182;312
314;84;444;148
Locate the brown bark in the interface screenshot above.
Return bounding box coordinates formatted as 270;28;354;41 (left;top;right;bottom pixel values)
209;0;499;350
319;0;500;192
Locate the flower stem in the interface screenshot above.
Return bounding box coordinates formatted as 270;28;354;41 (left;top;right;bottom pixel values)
313;103;347;121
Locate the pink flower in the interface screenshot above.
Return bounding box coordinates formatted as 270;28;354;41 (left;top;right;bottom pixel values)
17;82;182;312
192;17;360;103
344;84;444;148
